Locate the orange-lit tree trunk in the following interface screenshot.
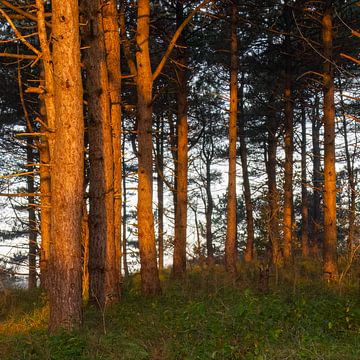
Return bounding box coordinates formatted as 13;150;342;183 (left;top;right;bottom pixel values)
103;0;122;289
173;0;188;279
283;32;294;261
225;0;238;276
136;0;161;295
322;3;338;280
239;75;255;263
133;0;208;292
300;100;309;257
84;0;120;306
49;0;84;332
36;0;55;289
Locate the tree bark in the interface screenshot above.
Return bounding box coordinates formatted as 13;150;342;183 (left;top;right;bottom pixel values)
203;141;214;263
103;0;122;290
36;0;55;289
225;0;238;276
266;108;281;266
172;0;188;279
338;80;356;261
322;3;338;280
156;116;165;272
19;63;38;289
81;202;89;301
300;100;309;257
122;130;129;277
49;0;84;332
136;0;161;295
283;40;294;261
311;95;322;255
84;0;120;307
239;75;255;263
27;137;37;289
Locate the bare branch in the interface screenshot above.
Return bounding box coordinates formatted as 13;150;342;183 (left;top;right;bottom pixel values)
152;0;213;81
0;0;51;27
0;193;42;197
0;8;40;55
340;52;360;66
0;52;37;60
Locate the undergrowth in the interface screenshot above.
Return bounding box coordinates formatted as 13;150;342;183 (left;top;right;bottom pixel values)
0;265;359;359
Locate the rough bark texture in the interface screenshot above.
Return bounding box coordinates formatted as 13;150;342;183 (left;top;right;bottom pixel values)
84;0;120;307
239;77;255;263
103;0;122;289
36;0;55;289
136;0;161;295
322;4;338;280
225;0;238;276
300;101;309;257
49;0;84;332
172;0;188;279
283;48;294;261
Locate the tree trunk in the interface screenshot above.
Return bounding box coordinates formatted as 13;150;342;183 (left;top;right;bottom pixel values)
122;130;129;277
173;0;188;279
266;108;281;266
103;0;122;290
27;137;37;289
156;116;164;271
338;80;356;261
84;0;120;307
81;202;89;301
239;75;255;263
36;0;55;289
49;0;84;332
322;3;338;280
300;100;309;257
283;43;294;261
204;148;214;263
19;63;38;289
136;0;161;295
225;0;238;276
311;95;322;255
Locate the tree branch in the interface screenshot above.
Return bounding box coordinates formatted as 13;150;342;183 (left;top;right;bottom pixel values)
0;0;51;27
0;52;37;59
0;8;40;55
152;0;212;81
340;52;360;66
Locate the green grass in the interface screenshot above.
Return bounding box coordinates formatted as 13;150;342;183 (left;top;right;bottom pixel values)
0;268;359;359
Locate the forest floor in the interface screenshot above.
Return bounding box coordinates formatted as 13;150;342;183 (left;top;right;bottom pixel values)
0;262;359;360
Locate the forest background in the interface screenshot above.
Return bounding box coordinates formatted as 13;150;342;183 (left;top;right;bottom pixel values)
0;0;359;355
